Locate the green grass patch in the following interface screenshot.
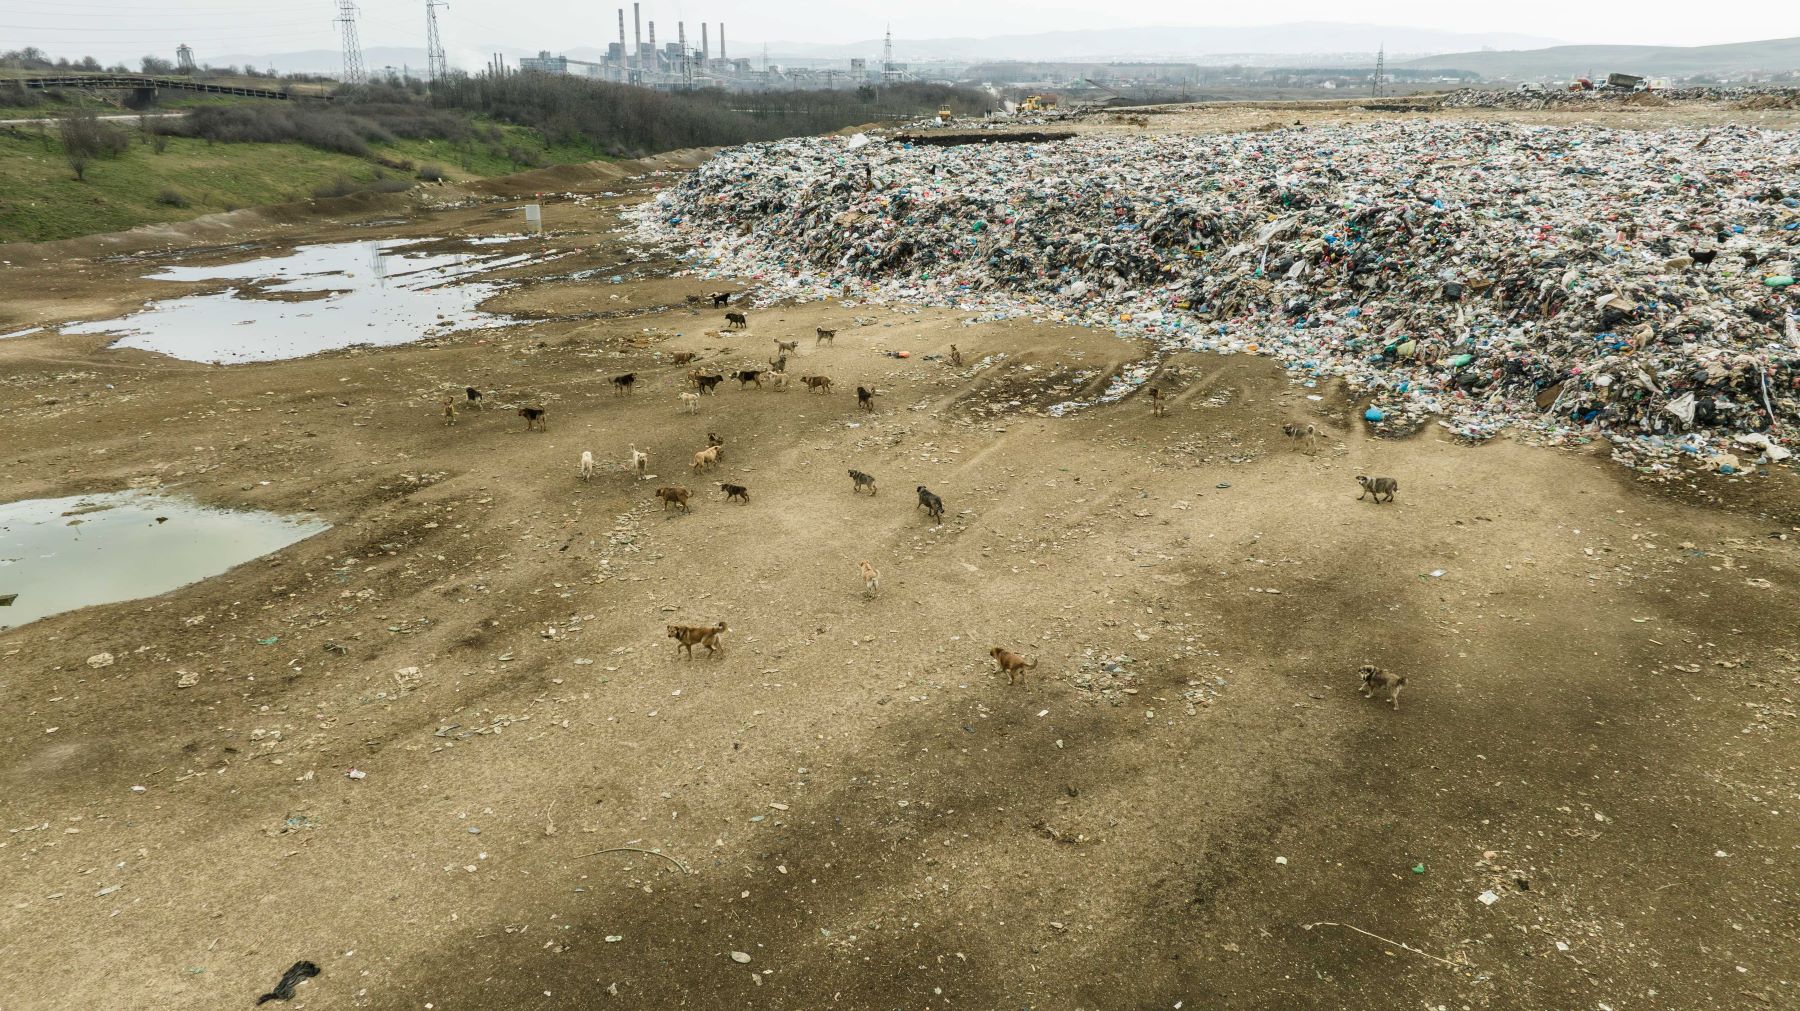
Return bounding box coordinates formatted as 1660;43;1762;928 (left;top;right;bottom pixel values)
0;114;604;243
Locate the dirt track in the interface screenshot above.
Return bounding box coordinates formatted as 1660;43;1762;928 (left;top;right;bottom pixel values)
1;111;1799;1011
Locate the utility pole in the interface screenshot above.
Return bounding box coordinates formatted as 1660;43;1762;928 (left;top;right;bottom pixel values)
1372;43;1385;99
335;0;367;85
425;0;449;85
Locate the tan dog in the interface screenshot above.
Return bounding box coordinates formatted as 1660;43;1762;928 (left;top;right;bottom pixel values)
990;647;1039;685
774;338;798;356
672;351;698;365
692;445;721;471
655;486;690;511
949;344;963;367
800;374;833;394
1148;387;1165;417
680;391;701;413
667;621;728;659
441;396;458;426
1358;664;1405;710
628;445;649;478
1283;422;1319;454
858;559;880;597
767;370;790;391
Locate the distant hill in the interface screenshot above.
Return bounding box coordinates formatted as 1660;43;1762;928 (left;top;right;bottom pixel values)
1401;36;1800;78
764;23;1564;62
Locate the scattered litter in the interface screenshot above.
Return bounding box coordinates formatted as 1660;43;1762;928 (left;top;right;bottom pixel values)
1477;890;1500;906
86;652;114;668
254;960;320;1005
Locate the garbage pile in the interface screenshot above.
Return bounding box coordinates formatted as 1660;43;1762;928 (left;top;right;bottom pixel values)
633;121;1800;472
1442;86;1800;110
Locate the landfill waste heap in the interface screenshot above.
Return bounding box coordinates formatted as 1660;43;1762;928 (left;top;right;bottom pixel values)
634;122;1800;473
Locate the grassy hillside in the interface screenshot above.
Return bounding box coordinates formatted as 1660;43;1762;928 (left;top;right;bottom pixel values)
0;113;603;243
1403;35;1800;78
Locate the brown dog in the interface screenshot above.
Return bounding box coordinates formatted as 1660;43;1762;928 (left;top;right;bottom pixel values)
517;406;548;431
949;344;963;367
720;482;749;503
858;559;880;597
655;486;691;511
672;351;698;365
441;396;457;426
667;621;728;659
1148;386;1165;417
856;386;876;411
800;375;833;394
1358;664;1405;710
774;339;798;356
990;647;1038;684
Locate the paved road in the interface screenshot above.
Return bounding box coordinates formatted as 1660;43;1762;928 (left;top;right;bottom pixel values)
0;111;185;127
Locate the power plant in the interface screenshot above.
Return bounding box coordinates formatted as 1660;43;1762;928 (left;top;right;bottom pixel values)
515;7;906;91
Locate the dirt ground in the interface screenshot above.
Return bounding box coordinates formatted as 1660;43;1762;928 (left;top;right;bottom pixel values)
2;107;1798;1011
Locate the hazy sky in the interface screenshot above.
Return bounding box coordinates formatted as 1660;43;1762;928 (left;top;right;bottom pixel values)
2;0;1779;65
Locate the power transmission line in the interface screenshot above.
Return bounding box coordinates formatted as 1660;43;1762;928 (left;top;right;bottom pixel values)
334;0;366;85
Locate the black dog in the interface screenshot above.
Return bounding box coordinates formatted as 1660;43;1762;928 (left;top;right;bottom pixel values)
695;374;724;395
611;373;636;395
464;386;484;409
711;291;732;307
517;406;547;431
916;485;945;524
856;386;876;411
256;961;320;1005
849;469;877;495
719;482;749;503
733;369;764;389
724;311;748;329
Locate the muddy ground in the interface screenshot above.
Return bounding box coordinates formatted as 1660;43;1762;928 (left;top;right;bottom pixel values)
1;108;1798;1011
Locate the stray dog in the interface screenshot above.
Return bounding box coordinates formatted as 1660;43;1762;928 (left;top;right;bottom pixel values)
579;450;595;482
680;391;700;413
707;432;724;448
990;646;1038;685
816;327;837;345
858;559;880;597
1358;664;1405;710
441;396;457;426
849;469;877;495
800;374;833;394
856;386;876;411
612;372;636;395
672;351;698;365
720;482;749;503
464;386;484;409
692;445;721;471
518;406;548;431
767;370;790;390
733;369;764;389
711;291;732;307
655;485;691;511
774;339;798;356
694;373;724;395
1148;386;1165;417
667;620;728;659
916;485;945;524
769;353;788;373
628;444;649;478
1356;475;1398;504
949;344;963;367
1282;422;1318;454
724;311;748;330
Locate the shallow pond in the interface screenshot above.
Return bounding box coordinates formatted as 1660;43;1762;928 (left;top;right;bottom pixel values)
0;491;329;631
62;239;526;364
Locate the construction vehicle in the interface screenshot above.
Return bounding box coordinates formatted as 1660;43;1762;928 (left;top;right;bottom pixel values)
936;105;953;125
1018;93;1057;114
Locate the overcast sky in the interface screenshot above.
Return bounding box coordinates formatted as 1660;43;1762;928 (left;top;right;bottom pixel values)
3;0;1782;65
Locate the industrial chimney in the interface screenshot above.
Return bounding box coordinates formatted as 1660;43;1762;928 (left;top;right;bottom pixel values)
719;23;726;61
632;3;641;70
617;8;626;67
702;23;710;63
648;21;656;70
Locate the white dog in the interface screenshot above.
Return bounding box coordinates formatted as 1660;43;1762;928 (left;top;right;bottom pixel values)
679;391;700;413
579;450;595;482
628;445;649;479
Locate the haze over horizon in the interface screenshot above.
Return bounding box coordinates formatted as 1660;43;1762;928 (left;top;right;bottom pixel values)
5;0;1795;70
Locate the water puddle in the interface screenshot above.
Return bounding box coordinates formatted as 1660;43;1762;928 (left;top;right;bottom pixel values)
0;491;329;631
62;239;528;364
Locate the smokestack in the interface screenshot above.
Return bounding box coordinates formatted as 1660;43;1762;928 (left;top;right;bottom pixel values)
702;23;710;63
719;23;726;61
632;3;641;69
618;9;626;66
649;21;656;68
